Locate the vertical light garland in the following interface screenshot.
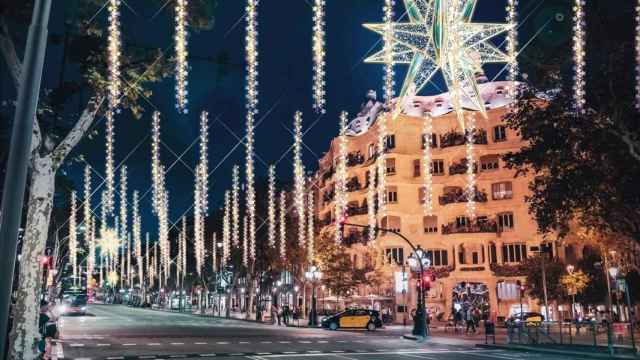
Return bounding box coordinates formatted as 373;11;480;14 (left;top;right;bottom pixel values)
334;111;348;244
383;0;395;105
242;215;249;268
158;173;170;288
84;166;94;278
151;111;162;212
312;0;326;113
231;165;240;247
104;111;115;214
195;115;209;276
267;165;276;248
127;233;132;288
119;166;128;242
194;179;202;275
211;232;217;273
636;0;640;110
181;216;187;286
367;171;376;244
69;191;78;287
198;111;209;214
306;190;315;263
573;0;586;113
174;0;189;113
422;114;433;216
376;114;387;219
279;191;287;262
506;0;519;85
106;0;121;111
132;191;142;287
222;190;231;266
145;232;150;289
465;114;477;219
245;0;259;261
292;111;306;248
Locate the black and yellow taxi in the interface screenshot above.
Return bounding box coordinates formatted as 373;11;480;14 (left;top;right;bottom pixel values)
321;309;383;331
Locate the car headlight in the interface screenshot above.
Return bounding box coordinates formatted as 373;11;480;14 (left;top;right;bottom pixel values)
81;306;87;311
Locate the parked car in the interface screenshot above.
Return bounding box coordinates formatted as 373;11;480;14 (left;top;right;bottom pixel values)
505;312;544;327
321;308;383;331
61;295;88;316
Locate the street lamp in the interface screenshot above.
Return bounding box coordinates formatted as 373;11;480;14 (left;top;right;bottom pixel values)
305;265;322;326
566;265;577;321
408;246;430;339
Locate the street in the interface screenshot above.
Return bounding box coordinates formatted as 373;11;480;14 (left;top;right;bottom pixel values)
57;305;577;360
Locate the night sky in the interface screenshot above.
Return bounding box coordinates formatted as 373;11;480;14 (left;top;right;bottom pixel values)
3;1;571;235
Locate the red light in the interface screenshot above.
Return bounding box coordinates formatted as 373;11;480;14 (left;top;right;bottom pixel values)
40;256;49;266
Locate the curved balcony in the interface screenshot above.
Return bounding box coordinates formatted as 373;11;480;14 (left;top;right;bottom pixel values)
322;189;335;205
442;219;497;235
347;152;365;167
346;177;362;192
440;129;488;149
439;187;488;205
449;158;478;175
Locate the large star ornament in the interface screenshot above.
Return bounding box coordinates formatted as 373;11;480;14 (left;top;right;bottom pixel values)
364;0;513;127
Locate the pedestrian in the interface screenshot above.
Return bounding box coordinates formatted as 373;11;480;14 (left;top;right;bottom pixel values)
277;306;284;326
465;308;476;334
283;305;290;325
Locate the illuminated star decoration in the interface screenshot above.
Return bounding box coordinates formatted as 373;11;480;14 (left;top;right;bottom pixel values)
364;0;512;128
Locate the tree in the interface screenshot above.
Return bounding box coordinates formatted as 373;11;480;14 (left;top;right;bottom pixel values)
0;1;214;358
560;270;590;296
523;255;566;303
502;1;640;245
316;233;365;305
575;251;608;307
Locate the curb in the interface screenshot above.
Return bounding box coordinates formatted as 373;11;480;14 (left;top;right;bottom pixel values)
476;344;638;359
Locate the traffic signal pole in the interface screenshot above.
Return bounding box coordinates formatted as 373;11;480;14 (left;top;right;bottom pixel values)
0;1;52;358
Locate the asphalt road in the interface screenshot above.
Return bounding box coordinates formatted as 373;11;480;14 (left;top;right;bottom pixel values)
56;305;580;360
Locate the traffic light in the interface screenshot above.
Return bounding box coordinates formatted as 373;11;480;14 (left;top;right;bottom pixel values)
418;273;435;292
39;255;50;267
516;280;525;298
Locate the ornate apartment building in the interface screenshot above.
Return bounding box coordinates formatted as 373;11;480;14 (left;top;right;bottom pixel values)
313;81;553;322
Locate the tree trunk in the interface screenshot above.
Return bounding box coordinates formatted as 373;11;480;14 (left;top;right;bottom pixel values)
9;155;55;360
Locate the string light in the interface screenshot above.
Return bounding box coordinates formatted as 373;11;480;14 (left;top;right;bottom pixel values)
174;0;189;113
222;190;231;266
636;0;640;110
279;191;287;262
465;114;477;219
422;114;433;216
383;0;395;105
84;166;94;278
573;0;586;113
211;232;217;273
106;0;121;111
69;191;78;287
157;171;170;288
506;0;519;101
293;111;306;248
145;232;150;289
105;110;115;214
267;165;276;248
194;111;208;276
132;190;141;286
334;111;348;244
242;215;249;268
312;0;326;113
119;166;128;242
376;113;387;219
127;232;132;288
231;165;240;247
367;171;376;244
307;189;315;263
181;216;187;287
151;111;162;213
245;0;259;258
194;177;203;275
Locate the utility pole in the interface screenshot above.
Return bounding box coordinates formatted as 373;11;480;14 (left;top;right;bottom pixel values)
0;0;52;358
541;247;550;321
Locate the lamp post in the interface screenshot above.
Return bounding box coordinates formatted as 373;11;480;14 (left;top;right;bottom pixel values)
408;246;430;338
566;265;577;321
305;265;322;326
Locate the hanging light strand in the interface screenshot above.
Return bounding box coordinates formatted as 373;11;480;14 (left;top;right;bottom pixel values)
312;0;326;113
267;165;277;248
119;165;128;241
292;111;306;248
422;115;434;216
383;0;395;104
132;190;141;285
231;165;240;247
211;233;217;273
376;114;388;219
245;0;259;258
506;0;519;103
106;0;121;110
242;215;249;268
367;171;376;244
334;111;349;244
222;190;231;266
104;110;115;214
174;0;189;113
84;166;94;277
194;174;203;275
69;191;78;286
465;114;477;219
573;0;586;113
151;111;163;213
279;191;287;262
306;189;315;263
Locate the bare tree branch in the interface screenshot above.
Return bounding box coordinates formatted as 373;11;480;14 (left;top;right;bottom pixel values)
51;97;104;168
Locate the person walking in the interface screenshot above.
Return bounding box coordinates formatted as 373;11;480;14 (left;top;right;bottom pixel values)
465;308;476;334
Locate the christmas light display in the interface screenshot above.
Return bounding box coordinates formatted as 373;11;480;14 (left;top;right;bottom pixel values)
211;232;217;272
367;170;376;244
465;113;477;218
245;0;259;260
104;110;115;214
383;0;395;104
364;0;511;127
573;0;586;113
306;190;315;263
636;0;640;110
180;216;187;287
242;215;249;268
376;113;387;219
157;172;170;287
84;166;95;278
506;0;519;89
119;166;128;241
279;191;287;262
267;165;276;248
292;111;306;248
312;0;326;113
145;232;150;288
334;111;348;244
194;182;202;275
106;0;121;111
151;111;163;213
422;114;433;216
132;190;142;286
174;0;189;113
194;113;209;276
231;165;240;247
69;191;78;286
222;190;231;266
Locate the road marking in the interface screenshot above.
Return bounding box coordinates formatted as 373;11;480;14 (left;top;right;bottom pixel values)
239;341;250;344
298;341;311;343
199;354;217;357
194;342;208;345
140;356;156;359
217;341;230;344
229;353;245;356
69;343;85;347
106;357;124;360
317;340;328;343
169;355;187;358
148;343;162;346
257;352;272;355
336;340;348;343
399;354;436;359
171;342;185;345
278;341;291;343
283;351;298;354
331;350;346;353
307;350;321;353
260;341;272;344
376;349;388;351
96;343;111;347
122;343;137;346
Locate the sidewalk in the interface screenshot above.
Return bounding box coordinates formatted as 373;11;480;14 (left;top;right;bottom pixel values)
477;343;639;359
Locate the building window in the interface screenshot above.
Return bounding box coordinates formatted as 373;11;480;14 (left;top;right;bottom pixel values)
385;247;404;265
426;249;448;266
423;216;438;233
497;212;514;231
381;216;401;233
421;133;438;149
368;143;376;159
456;215;470;228
493;125;507;142
384;134;396;151
386;186;398;203
413;159;421;177
489;243;498;264
480;154;500;171
431;159;445;175
492;181;513;200
472;252;479;265
386;158;396;174
502;243;527;263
